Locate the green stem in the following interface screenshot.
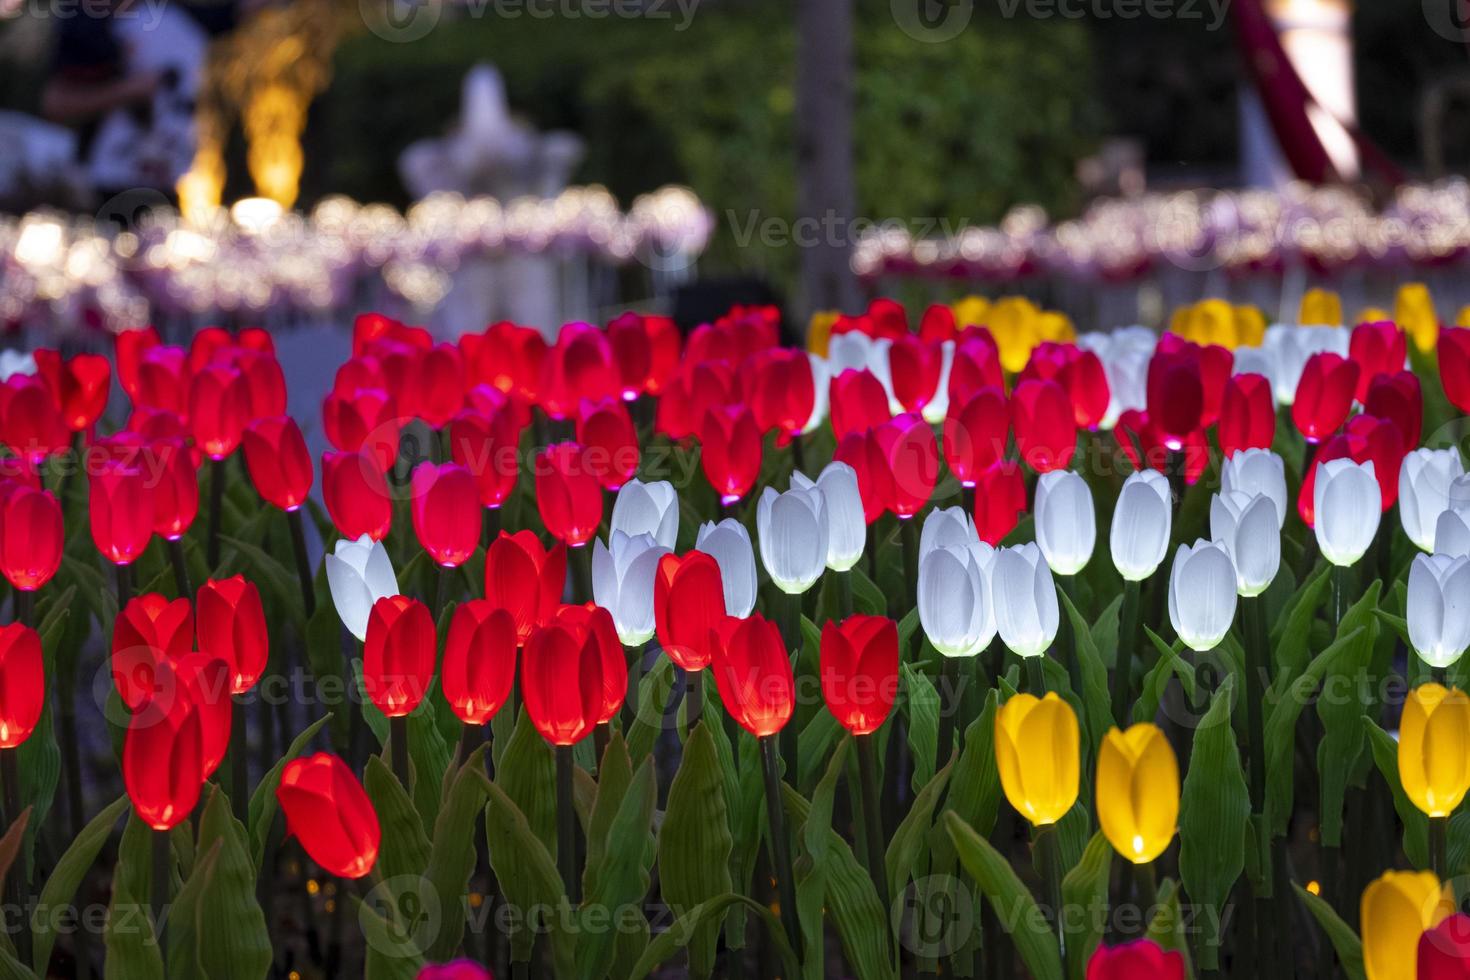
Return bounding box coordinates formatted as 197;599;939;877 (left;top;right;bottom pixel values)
1035;824;1065;958
1026;655;1047;695
685;667;704;730
287;507;316;618
759;735;801;957
937;656;959;766
13;589;32;629
837;569;853;619
556;744;579;902
390;715;410;790
1;749;28;964
901;517;919;612
153;827;170;976
1111;578;1141;725
570;543;592;605
230;698;248;823
855;733;888;910
1431;815;1449;879
207;455;226;571
432;564;450;623
484;505;502;551
166;538;191;600
115;561;133;610
1057;574;1080;694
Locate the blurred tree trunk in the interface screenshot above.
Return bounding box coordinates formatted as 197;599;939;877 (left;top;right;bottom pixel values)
795;0;861;324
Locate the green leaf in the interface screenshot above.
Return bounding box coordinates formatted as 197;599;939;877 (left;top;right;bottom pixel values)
886;757;951;908
626;657;674;764
32;795;128;975
420;746;493;961
1061;832;1112;980
944;811;1063;980
165;837;220;980
248;713;333;870
1295;883;1366;980
849;567;888;616
219;535;305;627
193;787;272;979
576;758;657;980
793;735;849;980
628;893;800;980
355;892;425;980
483;779;575;972
901;663;939;793
0;947;35;980
796;710;842;792
1059;589;1115;749
1146;878;1193;974
103;815;162;980
1271;563;1330;678
1133;629;1196;725
1316;583;1381;846
584;731;635;892
364;756;432;883
1365;718;1428;867
406;697;453;828
496;710;557;854
1178;677;1249;971
657;723;734;980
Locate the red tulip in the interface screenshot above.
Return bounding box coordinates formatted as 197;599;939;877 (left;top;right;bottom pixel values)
323;450;393;542
1145;344;1203;446
188;326;233;373
742;348;815;440
485;531;566;643
1296;415;1405;524
947;332;1005;403
576;397;639;492
0;484;61;591
353;313;431;357
368;341;425;420
1420;912;1470;980
687;307;779;364
233;348;288;419
114;326;161;401
461;321;546;402
197;576;268;694
0;375;68;464
1348;320;1407;401
713;614;795;738
1217;373;1276;458
918;303;957;342
417;961;491;980
33;350;110;431
974;459;1027;545
876;413;939;518
644;314;682;396
867;297;909;339
410;462;480;568
277;752;381;879
943;387;1008;487
606;311;653;400
189;364;251;460
552;603;625;725
1086;939;1185;980
89;460;153;565
415;343;467;430
0;624;43;748
442;600;517;725
1292;351;1359;443
112;593;194;710
123;691;205;831
888;335;943;415
535;442;603;547
654;551;726;671
1011;378;1076;472
449;405;520;509
174;653;232;778
149;437;199;541
243;416;314;511
135;345;190;418
363;595;437;717
830;369;892;440
539;322;619;420
1441;327;1470;415
699;406;762;505
127;406;190;449
521;620;604;745
819;615;898;736
1365;369;1422;449
323;387;400;473
656;359;735;441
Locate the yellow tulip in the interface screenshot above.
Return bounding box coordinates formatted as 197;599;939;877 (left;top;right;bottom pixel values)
1456;304;1470;329
1233;304;1266;348
1398;683;1470;818
1034;310;1076;344
1095;723;1179;863
951;295;991;332
1357;306;1393;325
987;296;1043;373
806;311;839;358
1189;298;1237;348
1361;869;1454;980
1395;282;1439;352
1299;287;1344;327
994;692;1079;827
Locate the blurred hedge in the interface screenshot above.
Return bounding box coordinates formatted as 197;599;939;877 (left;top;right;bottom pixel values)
311;0;1099;280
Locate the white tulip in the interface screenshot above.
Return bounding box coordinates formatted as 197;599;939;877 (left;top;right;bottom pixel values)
0;350;36;381
1210;491;1280;596
921;341;956;424
757;484;830;595
1220;449;1288;529
794;462;865;571
1399;449;1465;552
610;479;679;550
1313;458;1382;567
325;534;399;642
1436;510;1470;559
1110;470;1172;581
696;519;757;617
918;536;995;658
991;543;1060;659
1166;540;1238;652
1407;553;1470;669
1263;324;1347;404
592;531;669;646
1034;470;1095;577
1230;346;1277;398
801;354;830;435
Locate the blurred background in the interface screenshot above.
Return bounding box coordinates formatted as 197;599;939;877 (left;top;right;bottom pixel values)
0;0;1467;338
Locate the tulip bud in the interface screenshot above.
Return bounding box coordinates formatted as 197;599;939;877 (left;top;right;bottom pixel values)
539;322;619;420
888;335;943;417
1442;325;1470;412
277;752;381;879
713;614;795;738
942;386;1008;487
442;600;517;725
1418;912;1470;980
992;543;1059;659
1401;449;1465;552
1366;370;1422;450
112;594;194;710
576;396;639;491
1313;458;1382;566
917;508;995;658
410;462;480;568
1096;723;1178;863
1217;373;1275;458
819;615;898;736
699;405;762;505
243;416;314;511
325;535;400;643
1166;540;1237;652
609;479;679;550
535;442;603;547
197;576;268;694
832;427;892;526
147;436;199;542
89;460;153;566
695;519;757;618
878;413;939;519
124;694;205;831
0;374;68;464
1034;470;1095;576
0;624;43;747
757;483;829;595
417;960;492;980
994;692;1079;826
1362;870;1454;980
592;531;668;646
793;462;865;572
974;459;1027;546
484;531;566;644
552;603;626;726
189;363;251;460
1292;351;1358;443
1011;378;1077;473
1400;684;1470;818
135;345;189;418
33;350;110;432
174;654;232;779
449;404;520;509
0;484;61;592
363;596;436;717
1210;491;1280;597
323;450;393;542
115;326;160;401
1085;939;1185;980
1110;470;1171;581
1407;555;1470;669
830;368;892;440
323;387;400;473
1220;449;1288;530
521;620;604;745
1438;510;1470;560
654;551;726;671
416;344;466;430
